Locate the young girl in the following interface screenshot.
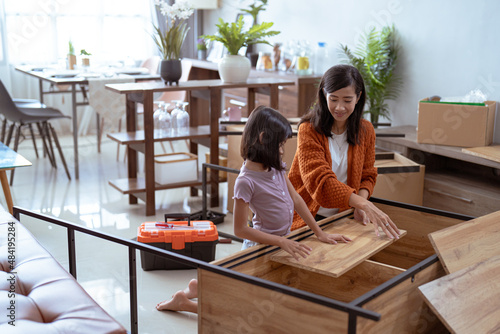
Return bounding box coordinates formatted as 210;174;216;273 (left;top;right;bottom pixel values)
156;106;351;313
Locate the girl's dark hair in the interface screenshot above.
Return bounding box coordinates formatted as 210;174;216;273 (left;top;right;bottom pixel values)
241;106;292;171
299;64;366;145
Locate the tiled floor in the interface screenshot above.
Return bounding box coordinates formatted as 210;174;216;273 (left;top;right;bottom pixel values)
3;132;242;333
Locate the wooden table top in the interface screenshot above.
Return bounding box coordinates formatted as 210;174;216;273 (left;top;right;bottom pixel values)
105;77;296;94
270;216;407;278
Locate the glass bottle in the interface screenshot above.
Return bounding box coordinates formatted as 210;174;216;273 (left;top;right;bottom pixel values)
176;102;190;135
256;52;274;71
295;40;313;76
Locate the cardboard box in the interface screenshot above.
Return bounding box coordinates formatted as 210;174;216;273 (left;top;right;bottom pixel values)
373;152;425;206
138;220;218;270
417;99;496;147
154;152;198;185
226;124;297;213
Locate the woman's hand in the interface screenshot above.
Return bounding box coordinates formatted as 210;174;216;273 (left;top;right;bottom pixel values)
354;208;369;225
317;232;352;244
278;238;312;261
360;201;401;239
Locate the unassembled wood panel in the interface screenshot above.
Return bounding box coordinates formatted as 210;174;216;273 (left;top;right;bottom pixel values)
462;145;500;163
418;255;500;334
428;209;500;274
198;269;349;333
358;260;448;334
269;217;406;278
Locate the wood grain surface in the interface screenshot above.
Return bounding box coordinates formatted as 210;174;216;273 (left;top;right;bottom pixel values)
428;209;500;274
270;217;406;278
462;145;500;163
418;254;500;334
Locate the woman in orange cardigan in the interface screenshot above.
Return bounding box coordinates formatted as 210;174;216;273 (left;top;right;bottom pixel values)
289;64;400;239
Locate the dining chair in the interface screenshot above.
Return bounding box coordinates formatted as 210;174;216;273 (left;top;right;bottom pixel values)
0;80;72;183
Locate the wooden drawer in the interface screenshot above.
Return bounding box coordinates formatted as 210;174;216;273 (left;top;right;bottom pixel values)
373;152;425;206
424;172;500;217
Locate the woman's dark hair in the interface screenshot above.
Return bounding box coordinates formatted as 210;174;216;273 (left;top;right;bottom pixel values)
299;64;366;145
241;106;292;171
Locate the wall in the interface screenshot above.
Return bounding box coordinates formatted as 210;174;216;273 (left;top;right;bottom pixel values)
203;0;500;142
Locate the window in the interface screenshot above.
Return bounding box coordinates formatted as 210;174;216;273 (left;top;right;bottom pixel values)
3;0;156;65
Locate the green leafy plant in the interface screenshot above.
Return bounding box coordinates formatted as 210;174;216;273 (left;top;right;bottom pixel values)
202;15;279;56
240;0;268;25
68;40;75;55
80;49;91;56
339;25;401;126
153;0;194;60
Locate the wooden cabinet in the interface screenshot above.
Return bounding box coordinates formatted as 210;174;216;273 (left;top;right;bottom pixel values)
375;125;500;217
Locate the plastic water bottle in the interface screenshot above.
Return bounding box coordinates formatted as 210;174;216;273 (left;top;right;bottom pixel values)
314;42;329;75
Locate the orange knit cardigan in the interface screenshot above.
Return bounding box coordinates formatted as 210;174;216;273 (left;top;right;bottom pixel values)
289;119;378;230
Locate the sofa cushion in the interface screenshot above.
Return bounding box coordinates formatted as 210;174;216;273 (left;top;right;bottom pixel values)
0;211;126;333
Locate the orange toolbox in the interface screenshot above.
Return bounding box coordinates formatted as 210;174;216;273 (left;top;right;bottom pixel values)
138;214;218;270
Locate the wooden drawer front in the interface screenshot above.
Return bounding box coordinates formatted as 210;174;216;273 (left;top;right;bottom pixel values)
423;173;500;217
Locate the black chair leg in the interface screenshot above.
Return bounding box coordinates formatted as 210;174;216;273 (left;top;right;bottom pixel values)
28;124;39;158
48;122;71;180
43;122;57;169
1;118;6;142
36;122;56;168
9;124;22;185
5;123;15;146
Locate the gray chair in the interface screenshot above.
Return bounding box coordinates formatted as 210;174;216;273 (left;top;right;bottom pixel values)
0;80;71;183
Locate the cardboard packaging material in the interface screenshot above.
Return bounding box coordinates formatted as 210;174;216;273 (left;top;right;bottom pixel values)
416;99;496;147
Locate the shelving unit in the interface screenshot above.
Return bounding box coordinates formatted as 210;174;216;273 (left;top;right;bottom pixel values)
105;78;294;216
375;125;500;217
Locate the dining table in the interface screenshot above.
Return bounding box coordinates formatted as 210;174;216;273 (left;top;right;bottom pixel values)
15;65;160;179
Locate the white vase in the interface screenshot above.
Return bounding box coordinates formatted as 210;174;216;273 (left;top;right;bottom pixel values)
218;55;251;83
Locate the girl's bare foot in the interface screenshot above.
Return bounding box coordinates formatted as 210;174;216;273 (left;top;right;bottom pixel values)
183;279;198;299
156;291;198;314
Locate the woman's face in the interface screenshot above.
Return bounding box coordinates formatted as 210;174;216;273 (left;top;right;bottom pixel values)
326;85;360;125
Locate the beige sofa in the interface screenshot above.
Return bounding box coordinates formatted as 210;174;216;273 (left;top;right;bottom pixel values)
0;211;126;333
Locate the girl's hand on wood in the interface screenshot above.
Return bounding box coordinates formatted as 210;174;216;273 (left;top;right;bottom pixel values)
317;232;351;244
279;238;312;261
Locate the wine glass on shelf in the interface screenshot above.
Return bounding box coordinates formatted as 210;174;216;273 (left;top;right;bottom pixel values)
170;100;184;134
176;102;190;135
158;103;172;137
153;101;166;137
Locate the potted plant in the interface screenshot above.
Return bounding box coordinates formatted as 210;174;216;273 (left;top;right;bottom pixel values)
339;25;401;126
202;16;279;83
67;40;76;70
80;49;91;67
152;0;194;85
197;37;207;60
240;0;268;64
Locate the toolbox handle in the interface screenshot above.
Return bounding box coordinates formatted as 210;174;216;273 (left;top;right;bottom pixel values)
164;213;192;226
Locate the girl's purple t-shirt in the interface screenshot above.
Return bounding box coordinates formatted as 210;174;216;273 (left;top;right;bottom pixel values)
233;162;294;236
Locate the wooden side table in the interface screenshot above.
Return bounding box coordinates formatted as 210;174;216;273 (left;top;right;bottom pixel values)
0;142;31;214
